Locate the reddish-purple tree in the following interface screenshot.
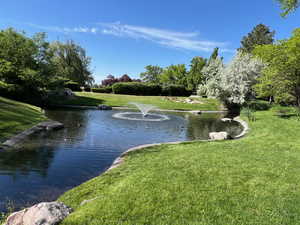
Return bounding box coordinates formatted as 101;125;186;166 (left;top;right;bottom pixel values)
118;74;132;82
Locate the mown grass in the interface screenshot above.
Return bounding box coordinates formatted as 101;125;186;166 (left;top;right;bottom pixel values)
59;108;300;225
0;96;46;142
52;92;221;111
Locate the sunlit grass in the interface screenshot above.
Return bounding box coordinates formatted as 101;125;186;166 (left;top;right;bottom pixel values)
0;97;46;142
52;92;221;111
59;109;300;225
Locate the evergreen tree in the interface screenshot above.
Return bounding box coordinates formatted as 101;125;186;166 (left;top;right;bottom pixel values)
239;24;275;53
208;47;219;63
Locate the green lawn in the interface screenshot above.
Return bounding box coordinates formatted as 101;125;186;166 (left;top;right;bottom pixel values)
51;92;221;111
0;96;46;143
59;108;300;225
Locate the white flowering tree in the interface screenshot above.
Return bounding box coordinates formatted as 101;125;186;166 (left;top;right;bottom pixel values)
198;52;264;105
197;57;224;97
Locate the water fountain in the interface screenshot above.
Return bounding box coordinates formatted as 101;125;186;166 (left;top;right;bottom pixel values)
112;102;170;121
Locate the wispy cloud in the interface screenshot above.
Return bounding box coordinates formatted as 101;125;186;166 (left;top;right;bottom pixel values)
25;22;233;53
25;23;98;34
99;22;233;53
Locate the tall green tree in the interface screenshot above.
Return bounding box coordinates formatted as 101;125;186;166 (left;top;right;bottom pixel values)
140;65;163;83
160;64;187;86
253;28;300;105
187;56;206;91
50;40;94;86
239;24;275;53
0;28;41;89
208;47;219;63
277;0;299;17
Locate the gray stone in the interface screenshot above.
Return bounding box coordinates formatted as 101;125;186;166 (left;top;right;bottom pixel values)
97;104;112;110
209;131;229;140
5;202;72;225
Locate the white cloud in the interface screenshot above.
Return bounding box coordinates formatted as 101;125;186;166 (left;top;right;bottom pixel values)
25;22;233;53
26;23;98;34
98;22;233;53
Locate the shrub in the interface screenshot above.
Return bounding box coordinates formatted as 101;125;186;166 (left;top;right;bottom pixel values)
84;86;91;92
64;81;81;92
162;85;192;97
92;87;112;93
245;100;271;111
112;82;161;96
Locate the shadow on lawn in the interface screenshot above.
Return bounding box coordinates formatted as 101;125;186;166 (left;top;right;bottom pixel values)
49;95;104;107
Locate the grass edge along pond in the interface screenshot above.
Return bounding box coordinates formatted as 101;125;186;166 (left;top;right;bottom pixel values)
59;108;300;225
0;96;46;143
51;92;221;111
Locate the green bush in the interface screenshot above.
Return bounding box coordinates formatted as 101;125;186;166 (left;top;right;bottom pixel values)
162;85;192;97
84;86;91;92
245;100;271;111
92;87;112;93
64;81;81;92
112;82;161;96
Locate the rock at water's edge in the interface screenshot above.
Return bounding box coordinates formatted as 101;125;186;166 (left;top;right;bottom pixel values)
97;104;112;110
209;131;229;140
5;201;72;225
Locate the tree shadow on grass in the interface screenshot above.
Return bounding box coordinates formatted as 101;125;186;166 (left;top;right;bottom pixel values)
49;95;104;107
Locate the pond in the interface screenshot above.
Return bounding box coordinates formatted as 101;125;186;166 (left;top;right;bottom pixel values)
0;109;242;212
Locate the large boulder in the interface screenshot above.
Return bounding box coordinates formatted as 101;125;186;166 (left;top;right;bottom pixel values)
5;202;72;225
209;131;229;140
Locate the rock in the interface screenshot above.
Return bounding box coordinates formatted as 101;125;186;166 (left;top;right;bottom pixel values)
221;118;232;122
5;202;72;225
97;104;112;110
209;131;229;140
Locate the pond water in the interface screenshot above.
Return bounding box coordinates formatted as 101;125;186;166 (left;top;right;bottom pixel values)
0;109;242;212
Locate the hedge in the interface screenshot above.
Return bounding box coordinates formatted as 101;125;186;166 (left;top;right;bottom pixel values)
64;81;82;92
112;82;161;96
92;87;112;93
162;85;192;97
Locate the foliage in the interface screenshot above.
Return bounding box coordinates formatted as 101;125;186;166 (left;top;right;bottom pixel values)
162;85;192;97
92;87;112;93
253;28;300;106
50;40;94;86
112;82;162;96
160;64;188;87
245;100;271;111
64;81;81;92
187;57;206;91
208;47;219;63
140;65;163;84
277;0;299;16
239;24;275;53
199;57;224;98
199;52;264;106
101;75;119;86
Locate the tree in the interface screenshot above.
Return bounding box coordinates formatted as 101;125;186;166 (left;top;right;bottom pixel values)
277;0;299;17
140;65;163;83
239;24;275;53
118;74;132;82
218;52;264;105
101;75;118;86
199;53;264;105
187;56;206;91
160;64;188;86
0;28;42;91
50;40;94;86
208;47;219;63
198;57;224;98
253;28;300;105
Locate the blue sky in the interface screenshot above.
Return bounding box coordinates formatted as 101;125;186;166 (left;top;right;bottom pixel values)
0;0;299;83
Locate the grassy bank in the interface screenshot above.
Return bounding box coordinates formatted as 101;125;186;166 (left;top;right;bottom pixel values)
59;108;300;225
0;97;46;142
51;92;221;111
